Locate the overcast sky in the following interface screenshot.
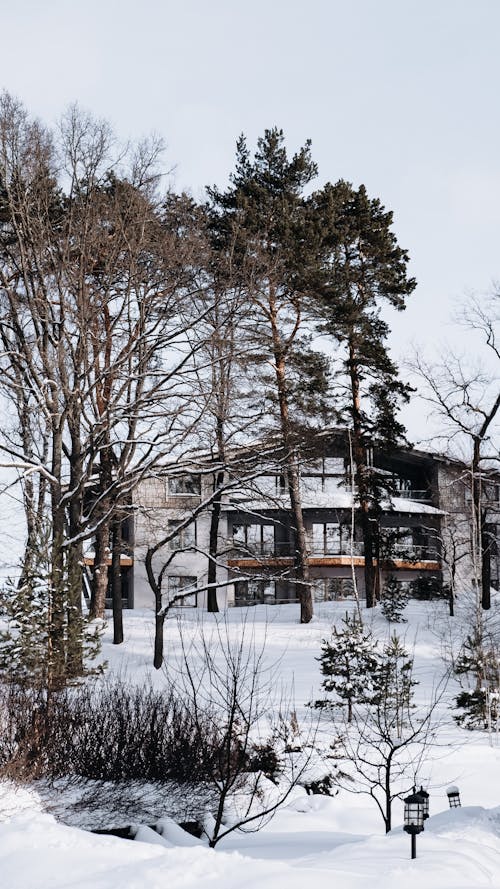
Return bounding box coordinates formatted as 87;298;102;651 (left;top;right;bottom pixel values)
1;0;499;427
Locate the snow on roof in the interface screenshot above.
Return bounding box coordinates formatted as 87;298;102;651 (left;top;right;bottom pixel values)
224;491;444;515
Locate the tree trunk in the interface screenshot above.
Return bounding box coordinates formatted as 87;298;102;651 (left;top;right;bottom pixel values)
66;431;84;678
384;759;392;833
48;425;67;691
481;518;492;611
90;520;109;619
360;509;376;609
153;609;165;670
286;455;313;623
269;291;312;623
49;496;67;691
207;469;223;613
472;441;491;610
111;517;124;644
348;337;376;609
66;497;84;678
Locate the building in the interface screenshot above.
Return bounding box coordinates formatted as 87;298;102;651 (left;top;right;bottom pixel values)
128;432;499;610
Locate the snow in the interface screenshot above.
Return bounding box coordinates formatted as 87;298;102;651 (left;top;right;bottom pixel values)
227;490;444;514
2;598;500;888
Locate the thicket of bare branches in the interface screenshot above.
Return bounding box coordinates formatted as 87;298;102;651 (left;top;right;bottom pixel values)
0;93;216;680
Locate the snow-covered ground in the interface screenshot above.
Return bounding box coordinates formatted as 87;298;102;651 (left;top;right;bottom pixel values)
2;597;500;889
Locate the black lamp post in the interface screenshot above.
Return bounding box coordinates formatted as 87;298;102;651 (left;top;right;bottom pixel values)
446;785;461;808
419;785;430;820
403;789;426;859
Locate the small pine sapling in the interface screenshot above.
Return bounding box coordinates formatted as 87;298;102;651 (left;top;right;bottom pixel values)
381;574;409;623
454;628;500;730
312;613;380;722
373;634;418;736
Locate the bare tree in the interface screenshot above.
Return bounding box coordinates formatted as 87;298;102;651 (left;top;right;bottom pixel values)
167;613;315;846
325;634;445;833
0;93;215;681
410;290;500;609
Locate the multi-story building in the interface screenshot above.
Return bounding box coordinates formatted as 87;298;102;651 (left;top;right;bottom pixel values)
127;432;499;610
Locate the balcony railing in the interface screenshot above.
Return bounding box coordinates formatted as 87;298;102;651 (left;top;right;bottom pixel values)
309;540;365;557
230;540;440;562
388;543;439;562
393;489;431;502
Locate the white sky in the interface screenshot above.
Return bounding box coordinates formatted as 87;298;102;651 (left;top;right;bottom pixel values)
0;0;498;445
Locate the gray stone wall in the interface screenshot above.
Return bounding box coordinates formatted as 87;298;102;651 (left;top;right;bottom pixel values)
132;476;233;610
437;462;477;593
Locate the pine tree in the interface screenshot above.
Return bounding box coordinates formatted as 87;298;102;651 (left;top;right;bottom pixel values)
374;634;417;737
208;129;333;623
381;574;409;623
330;632;424;833
309;181;416;608
313;613;380;722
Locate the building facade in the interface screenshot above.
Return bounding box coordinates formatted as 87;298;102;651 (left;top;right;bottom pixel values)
128;434;499;610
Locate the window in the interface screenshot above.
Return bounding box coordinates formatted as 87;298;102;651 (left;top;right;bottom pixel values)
323;457;345;475
311;523;351;555
303;457;345;475
167;576;197;606
167;519;196;551
485;483;500;505
275;474;287;494
302;457;345;493
312;577;354;601
388;527;414;557
234;579;276;606
395;526;413;546
168;475;201;495
232;523;275;555
394;477;412;497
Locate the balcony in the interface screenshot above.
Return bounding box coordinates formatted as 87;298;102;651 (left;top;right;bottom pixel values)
227;538;441;571
229;540;294;560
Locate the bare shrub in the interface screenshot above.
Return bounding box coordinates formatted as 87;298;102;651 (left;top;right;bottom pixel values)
0;680;220;785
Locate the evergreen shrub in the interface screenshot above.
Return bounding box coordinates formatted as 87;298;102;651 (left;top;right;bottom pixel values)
381;574;409;622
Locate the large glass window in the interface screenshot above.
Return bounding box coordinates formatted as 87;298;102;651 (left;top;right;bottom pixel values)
311;522;351;554
234;579;276;606
312;577;355;601
232;523;275;555
390;527;414;557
